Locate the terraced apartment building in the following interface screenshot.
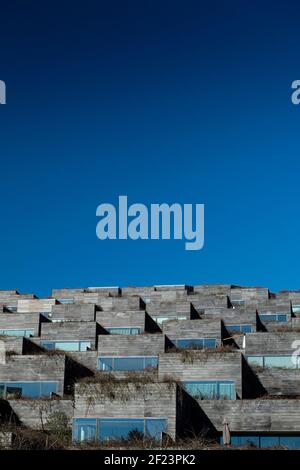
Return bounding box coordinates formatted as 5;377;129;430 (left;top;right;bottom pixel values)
0;284;300;449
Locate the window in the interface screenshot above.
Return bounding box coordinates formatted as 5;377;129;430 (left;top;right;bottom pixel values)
259;313;288;322
175;338;216;350
0;328;34;337
292;305;300;314
0;381;59;398
183;381;236;399
223;435;300;449
99;419;144;441
73;418;167;442
246;355;298;369
73;418;97;442
145;419;167;440
227;324;252;333
221;435;260;447
247;356;264;367
98;356;158;372
106;327;141;335
41;340;91;352
280;436;300;449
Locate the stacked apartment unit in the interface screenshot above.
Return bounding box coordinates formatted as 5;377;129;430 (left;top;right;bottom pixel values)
0;284;300;449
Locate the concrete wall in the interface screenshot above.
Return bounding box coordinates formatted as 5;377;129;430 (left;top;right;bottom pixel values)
193;285;231;296
98;296;142;312
198;400;300;432
97;334;166;355
95;311;160;333
244;332;300;354
230;286;270;302
50;304;96;322
17;299;57;313
74;381;178;440
68;352;98;372
162;319;222;344
8;398;74;429
158;351;243;398
0;313;46;337
0;355;66;395
40;322;100;349
0;337;24;355
255;368;300;396
145;301;192;317
52;287;120;300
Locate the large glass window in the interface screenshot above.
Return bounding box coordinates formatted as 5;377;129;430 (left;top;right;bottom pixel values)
99;419;144;441
41;340;91;352
247;356;264;367
227;324;252;333
0;381;59;398
280;436;300;449
73;418;97;442
0;328;34;337
98;356;158;372
292;305;300;314
106;327;141;335
246;355;298;369
222;435;300;449
175;338;216;350
221;435;260;446
73;418;167;442
183;381;236;399
259;313;288;322
145;419;167;440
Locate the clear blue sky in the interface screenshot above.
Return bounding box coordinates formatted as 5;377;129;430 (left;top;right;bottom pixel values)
0;0;300;297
